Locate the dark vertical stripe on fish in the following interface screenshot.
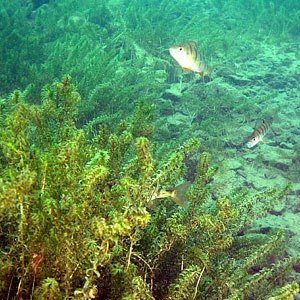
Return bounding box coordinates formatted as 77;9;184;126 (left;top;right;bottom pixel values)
257;127;263;135
187;43;192;57
194;44;198;61
262;123;268;133
262;121;271;133
259;120;271;136
191;44;195;61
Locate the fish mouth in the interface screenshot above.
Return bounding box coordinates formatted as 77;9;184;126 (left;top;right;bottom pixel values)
169;47;175;55
246;142;254;148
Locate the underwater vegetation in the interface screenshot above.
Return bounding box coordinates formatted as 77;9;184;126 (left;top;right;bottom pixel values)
1;0;300;299
0;77;299;299
1;0;299;114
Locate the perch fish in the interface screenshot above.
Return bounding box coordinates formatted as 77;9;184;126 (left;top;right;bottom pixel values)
247;119;273;148
169;41;217;79
151;182;191;208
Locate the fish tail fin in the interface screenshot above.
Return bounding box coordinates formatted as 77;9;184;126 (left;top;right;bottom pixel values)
207;64;218;80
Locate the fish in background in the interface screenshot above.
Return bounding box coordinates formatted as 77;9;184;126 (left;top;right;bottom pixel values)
246;119;273;148
169;41;217;79
151;182;191;208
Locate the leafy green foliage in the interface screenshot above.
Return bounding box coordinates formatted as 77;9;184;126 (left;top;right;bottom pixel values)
0;77;298;299
1;0;298;121
0;0;168;128
0;1;299;298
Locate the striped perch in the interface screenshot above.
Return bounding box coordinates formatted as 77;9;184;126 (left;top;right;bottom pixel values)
169;41;217;79
247;119;273;148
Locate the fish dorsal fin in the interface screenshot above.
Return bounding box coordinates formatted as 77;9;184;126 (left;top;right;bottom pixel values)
189;41;197;48
254;119;273;131
253;119;263;129
188;41;198;53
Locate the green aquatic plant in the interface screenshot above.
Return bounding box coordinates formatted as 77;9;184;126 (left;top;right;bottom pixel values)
0;0;168;129
1;0;299;111
0;77;298;299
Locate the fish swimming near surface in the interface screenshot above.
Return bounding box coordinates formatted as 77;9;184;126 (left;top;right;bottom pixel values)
151;182;191;208
247;119;273;148
169;41;217;79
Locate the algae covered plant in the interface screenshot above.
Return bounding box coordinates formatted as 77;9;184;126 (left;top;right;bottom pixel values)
1;0;300;299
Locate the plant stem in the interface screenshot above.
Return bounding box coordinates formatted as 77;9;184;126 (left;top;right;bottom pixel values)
193;266;205;300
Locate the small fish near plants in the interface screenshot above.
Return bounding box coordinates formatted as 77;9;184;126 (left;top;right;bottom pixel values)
0;76;298;300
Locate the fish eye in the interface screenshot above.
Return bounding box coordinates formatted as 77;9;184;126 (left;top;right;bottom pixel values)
252;138;256;141
179;47;183;51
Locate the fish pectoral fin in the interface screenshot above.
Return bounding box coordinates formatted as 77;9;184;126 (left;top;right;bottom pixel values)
262;140;269;144
198;72;204;77
182;67;189;72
